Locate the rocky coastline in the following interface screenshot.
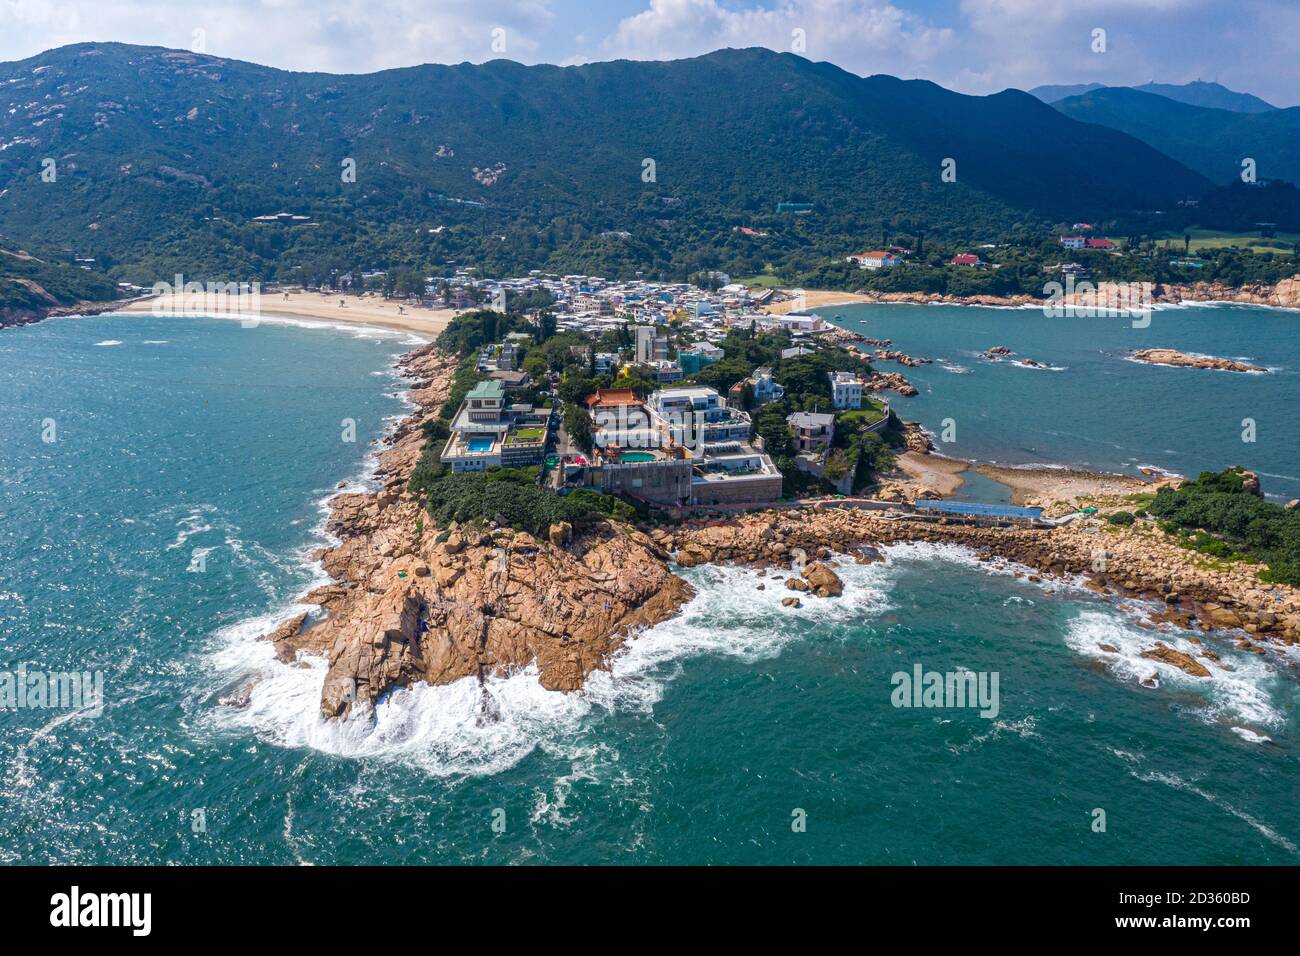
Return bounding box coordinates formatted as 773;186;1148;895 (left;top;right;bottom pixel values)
1131;348;1267;373
664;507;1300;666
258;343;1300;721
263;344;690;719
802;274;1300;312
0;297;125;330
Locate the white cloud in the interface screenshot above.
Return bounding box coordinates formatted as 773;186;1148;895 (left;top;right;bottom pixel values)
0;0;1294;105
601;0;952;73
0;0;556;72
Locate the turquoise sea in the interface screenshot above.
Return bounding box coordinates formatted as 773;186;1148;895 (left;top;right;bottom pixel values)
825;299;1300;502
1;308;1297;865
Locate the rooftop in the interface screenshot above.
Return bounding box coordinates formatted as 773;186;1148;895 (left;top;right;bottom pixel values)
586;387;641;409
788;412;836;429
466;380;506;401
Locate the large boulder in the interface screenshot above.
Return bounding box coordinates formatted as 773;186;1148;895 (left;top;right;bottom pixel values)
803;562;844;598
1139;643;1211;678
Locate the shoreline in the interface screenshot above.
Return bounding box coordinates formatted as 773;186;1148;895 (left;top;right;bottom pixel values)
762;276;1300;314
115;291;459;338
243;338;1298;722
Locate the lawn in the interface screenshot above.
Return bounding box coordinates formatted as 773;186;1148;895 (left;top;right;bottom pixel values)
1157;228;1300;257
737;273;786;289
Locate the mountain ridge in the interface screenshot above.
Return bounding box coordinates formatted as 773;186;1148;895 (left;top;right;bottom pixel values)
1053;87;1300;185
1029;79;1276;113
0;43;1212;282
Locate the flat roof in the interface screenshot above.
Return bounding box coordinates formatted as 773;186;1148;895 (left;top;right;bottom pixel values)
788;412;835;428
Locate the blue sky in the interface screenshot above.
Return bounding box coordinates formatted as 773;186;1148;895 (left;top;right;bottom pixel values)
2;0;1296;105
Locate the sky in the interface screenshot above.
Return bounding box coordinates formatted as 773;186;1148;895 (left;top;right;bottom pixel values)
1;0;1296;105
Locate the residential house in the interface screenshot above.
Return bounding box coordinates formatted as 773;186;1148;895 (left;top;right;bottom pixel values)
585;388;658;449
846;251;902;270
440;380;552;472
787;412;836;453
951;253;982;266
727;367;785;409
830;371;864;410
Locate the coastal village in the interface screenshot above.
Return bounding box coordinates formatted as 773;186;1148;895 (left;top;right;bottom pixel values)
425;270;928;510
222;264;1300;722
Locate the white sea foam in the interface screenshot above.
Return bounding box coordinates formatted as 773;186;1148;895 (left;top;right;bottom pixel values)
1065;610;1283;731
165;505;216;551
207;555;895;777
93;339;124;346
1129;767;1298;856
136;309;431;346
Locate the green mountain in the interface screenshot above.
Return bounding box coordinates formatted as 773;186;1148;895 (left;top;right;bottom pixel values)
1032;81;1276;114
0;243;121;326
0;43;1212;283
1054;88;1300;185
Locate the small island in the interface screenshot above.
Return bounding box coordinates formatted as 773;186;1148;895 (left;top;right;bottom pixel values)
1132;348;1267;373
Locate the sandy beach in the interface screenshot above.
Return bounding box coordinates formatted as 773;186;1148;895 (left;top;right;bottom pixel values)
761;289;877;315
116;291;459;338
891;450;970;495
974;463;1157;509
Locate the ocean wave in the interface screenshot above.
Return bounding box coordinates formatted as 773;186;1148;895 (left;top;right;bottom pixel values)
93;339;124;347
1064;610;1283;731
1128;766;1297;856
164;504;217;551
206;555;895;777
136;309;430;346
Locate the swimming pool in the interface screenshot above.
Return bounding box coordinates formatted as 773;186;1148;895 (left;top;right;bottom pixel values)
914;500;1043;519
620;452;658;463
467;436;496;453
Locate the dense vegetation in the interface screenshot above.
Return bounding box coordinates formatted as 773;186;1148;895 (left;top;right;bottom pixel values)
0;43;1218;286
0;245;121;319
1149;468;1300;586
1053;87;1300;186
436;309;533;357
411;466;636;536
783;217;1300;295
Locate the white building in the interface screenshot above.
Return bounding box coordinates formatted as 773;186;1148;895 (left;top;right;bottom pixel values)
648;386;752;447
846;251;901;270
776;313;826;333
830;371;864;410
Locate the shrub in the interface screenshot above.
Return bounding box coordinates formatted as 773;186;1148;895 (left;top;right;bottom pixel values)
1148;467;1300;586
1107;511;1136;526
417;471;634;535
